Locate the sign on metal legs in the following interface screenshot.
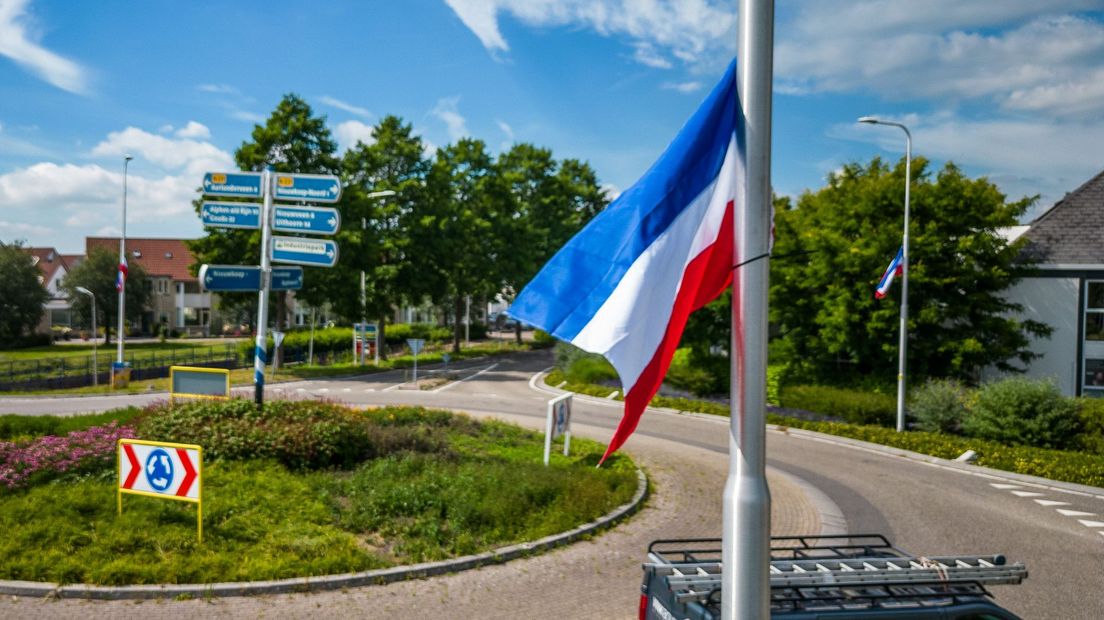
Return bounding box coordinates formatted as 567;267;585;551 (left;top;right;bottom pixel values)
118;438;204;542
543;393;573;465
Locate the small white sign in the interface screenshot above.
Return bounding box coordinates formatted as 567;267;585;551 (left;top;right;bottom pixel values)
407;338;425;354
544;393;573;465
273;331;286;348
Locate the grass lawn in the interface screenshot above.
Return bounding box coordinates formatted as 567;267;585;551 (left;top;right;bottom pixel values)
0;402;638;585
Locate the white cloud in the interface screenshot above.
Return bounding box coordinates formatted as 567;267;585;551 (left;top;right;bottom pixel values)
335;120;376;151
230;109;264;123
90;127;233;176
662;81;703;93
444;0;735;68
496;120;514;140
319;96;372;118
197;83;239;95
432;96;469;142
0;0;87;94
174;121;210;140
0;219;51;238
777;5;1104;118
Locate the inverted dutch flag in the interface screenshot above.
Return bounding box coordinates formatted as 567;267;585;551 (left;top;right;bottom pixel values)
509;59;743;463
875;247;903;299
116;255;128;292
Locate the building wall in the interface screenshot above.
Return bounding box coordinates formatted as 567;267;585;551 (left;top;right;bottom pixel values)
984;277;1080;395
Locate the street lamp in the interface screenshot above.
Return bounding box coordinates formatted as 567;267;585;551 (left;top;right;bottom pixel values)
117;155;132;366
75;286;97;386
360;189;397;365
858;116;911;433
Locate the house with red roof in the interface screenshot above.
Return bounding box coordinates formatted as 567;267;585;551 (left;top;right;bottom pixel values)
24;247;75;335
85;237;211;335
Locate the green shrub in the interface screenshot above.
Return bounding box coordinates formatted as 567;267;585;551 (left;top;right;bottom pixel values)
665;348;726;396
909;379;969;434
962;378;1080;450
1075;397;1104;455
138;400;456;470
553;341;618;384
779;385;895;426
532;329;556;348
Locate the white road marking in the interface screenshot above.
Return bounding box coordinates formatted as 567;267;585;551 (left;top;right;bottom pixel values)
432;363;499;394
1077;519;1104;528
318;388;329;393
343;388;351;393
382;383;403;392
1034;499;1070;506
990;483;1020;490
1056;509;1096;517
296;388;306;392
1010;491;1044;497
364;388;376;392
606;390;620;399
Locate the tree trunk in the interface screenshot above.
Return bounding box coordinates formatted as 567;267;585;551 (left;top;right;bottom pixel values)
378;314;388;360
453;296;463;353
515;322;522;345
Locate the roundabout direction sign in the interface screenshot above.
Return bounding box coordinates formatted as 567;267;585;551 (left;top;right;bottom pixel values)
118;438;204;542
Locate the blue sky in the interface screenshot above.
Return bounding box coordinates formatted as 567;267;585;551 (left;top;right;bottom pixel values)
2;0;1104;252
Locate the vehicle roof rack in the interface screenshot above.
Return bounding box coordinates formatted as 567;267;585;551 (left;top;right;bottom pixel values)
643;534;1027;615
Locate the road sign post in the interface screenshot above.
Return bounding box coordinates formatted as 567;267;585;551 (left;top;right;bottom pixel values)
118;438;203;542
200;202;261;229
273;205;340;235
201;169;340;410
544;393;573;466
408;338;425;384
271;236;339;267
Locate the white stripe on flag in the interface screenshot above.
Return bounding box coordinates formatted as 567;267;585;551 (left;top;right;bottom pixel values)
572;135;739;390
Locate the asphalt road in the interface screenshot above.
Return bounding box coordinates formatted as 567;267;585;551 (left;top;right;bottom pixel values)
2;349;1102;618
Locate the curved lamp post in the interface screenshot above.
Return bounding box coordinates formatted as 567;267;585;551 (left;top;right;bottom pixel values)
858;116;911;433
74;286;97;386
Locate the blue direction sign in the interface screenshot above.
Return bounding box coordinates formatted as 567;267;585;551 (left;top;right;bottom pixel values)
273;173;341;203
273;205;340;235
199;265;262;292
201;202;261;230
271;266;304;291
271;236;339;267
202;171;263;198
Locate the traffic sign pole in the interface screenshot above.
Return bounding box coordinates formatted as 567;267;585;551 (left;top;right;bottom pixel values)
254;169;273;409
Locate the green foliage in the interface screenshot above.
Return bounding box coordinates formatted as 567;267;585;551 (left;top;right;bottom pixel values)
61;246;149;344
0;241;48;346
770;416;1104;489
963;378;1080;449
0;404;637;584
532;329;556;348
139;400;459;470
664;348;721;396
0;407;144;441
769;158;1049;385
909;379;970;434
553;341;618;384
1076;397;1104;455
778;385;896;426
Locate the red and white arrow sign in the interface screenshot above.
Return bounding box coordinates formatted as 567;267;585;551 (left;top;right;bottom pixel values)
118;440;201;501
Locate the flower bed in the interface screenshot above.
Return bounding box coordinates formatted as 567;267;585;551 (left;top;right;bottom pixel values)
0;422;134;491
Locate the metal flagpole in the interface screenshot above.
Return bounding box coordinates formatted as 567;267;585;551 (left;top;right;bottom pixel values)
118;155;132;364
724;0;774;618
254;168;273;407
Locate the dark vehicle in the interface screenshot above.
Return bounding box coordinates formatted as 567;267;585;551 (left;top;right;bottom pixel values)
640;534;1027;619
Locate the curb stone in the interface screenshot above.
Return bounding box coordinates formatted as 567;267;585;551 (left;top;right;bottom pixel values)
0;468;648;600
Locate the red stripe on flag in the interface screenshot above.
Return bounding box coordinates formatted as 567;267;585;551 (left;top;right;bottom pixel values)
599;200;736;464
122;443;140;489
176;448;196;497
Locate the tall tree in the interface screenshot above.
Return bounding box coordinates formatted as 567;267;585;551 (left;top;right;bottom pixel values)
312;115;429;354
188;94;340;344
62;247;149;345
414;139;504;352
770;156;1049;385
496;146;606;342
0;241;49;345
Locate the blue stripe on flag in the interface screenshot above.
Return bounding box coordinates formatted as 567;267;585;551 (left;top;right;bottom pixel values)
509;58;740;341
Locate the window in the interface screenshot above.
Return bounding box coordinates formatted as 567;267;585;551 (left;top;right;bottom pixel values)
50;309;71;327
132;249;142;258
157;279;168;294
1086;282;1104;341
